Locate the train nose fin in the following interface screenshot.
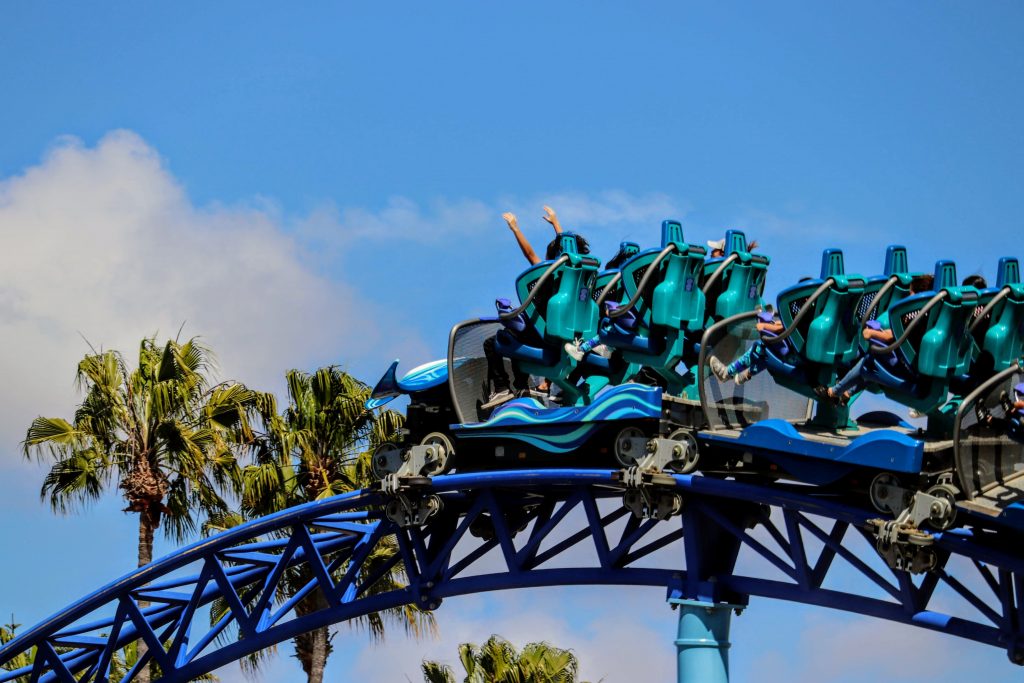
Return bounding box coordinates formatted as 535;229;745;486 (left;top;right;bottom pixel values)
366;360;402;410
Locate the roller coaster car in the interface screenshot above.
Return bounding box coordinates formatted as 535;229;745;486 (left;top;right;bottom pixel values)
439;222;774;474
696;252;1006;526
367;222;741;478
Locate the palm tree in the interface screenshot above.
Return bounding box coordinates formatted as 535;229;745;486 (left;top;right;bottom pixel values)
1;617;33;683
240;366;432;683
23;337;271;683
420;635;594;683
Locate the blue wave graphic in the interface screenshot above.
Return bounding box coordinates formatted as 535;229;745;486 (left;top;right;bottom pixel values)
455;384;662;453
467;384;661;430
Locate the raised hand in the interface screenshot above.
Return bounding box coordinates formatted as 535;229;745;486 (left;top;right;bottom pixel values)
542;206;563;234
502;212;519;231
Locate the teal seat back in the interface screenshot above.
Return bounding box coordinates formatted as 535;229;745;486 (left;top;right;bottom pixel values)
514;234;601;342
857;246;921;322
888;261;977;378
776;250;866;365
618;221;706;332
546;257;600;341
651;221;706;330
980;257;1024;371
702;229;770;320
804;249;867;365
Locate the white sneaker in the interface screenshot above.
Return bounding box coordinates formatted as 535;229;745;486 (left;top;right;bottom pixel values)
734;368;753;385
591;344;613;359
709;356;731;382
564;339;585;362
481;389;514;410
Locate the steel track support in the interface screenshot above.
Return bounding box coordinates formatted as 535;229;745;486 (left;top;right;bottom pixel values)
670;599;743;683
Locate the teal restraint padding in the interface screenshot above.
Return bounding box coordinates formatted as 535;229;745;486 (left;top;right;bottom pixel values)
884;245;909;277
652;221;706;331
513;233;601;343
887;261;976;378
703;229;771;321
979;257;1024;371
998;257;1021;288
804;249;866;366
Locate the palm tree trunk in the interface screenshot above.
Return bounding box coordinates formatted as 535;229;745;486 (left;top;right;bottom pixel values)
135;508;157;683
296;625;330;683
294;590;332;683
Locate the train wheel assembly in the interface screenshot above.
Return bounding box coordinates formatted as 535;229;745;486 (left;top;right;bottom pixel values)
420;432;455;476
371;442;404;479
614;426;648;468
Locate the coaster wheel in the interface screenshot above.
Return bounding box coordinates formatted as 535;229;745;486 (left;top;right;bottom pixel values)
614;426;648;468
869;472;908;515
421;432;455;476
371;442;404;479
925;483;959;531
666;429;700;474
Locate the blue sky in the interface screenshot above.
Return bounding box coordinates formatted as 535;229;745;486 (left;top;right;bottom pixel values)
1;2;1023;681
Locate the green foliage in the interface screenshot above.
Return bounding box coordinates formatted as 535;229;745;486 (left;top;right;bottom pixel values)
23;336;271;543
421;635;595;683
232;366;431;682
1;618;34;683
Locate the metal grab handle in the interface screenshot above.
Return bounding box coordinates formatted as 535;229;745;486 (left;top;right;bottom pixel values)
968;286;1012;336
701;253;739;295
607;244;678;319
868;291;949;356
594;272;624;310
498;255;570;320
761;278;835;343
859;276;899;329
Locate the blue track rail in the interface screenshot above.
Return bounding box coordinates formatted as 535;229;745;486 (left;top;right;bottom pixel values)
3;469;1024;682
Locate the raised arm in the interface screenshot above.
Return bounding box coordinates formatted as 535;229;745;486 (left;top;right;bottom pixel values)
503;212;540;265
542;206;563;235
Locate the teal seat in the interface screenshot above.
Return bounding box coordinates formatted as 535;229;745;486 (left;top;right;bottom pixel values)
499;233;602;404
971;257;1024;374
598;220;707;396
862;261;980;417
701;230;770;322
776;249;867;367
766;249;867;427
856;245;924;331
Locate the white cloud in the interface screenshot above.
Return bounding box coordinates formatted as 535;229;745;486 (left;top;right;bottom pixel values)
339;588;676;682
0;130;428;468
296;189;687;254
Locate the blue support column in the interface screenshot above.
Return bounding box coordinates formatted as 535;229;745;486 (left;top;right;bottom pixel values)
670;599;743;683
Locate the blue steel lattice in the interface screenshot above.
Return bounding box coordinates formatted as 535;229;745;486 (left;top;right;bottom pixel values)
2;469;1024;682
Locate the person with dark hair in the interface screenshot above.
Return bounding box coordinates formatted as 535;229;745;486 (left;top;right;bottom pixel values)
503;206;589;265
963;274;987;289
486;206;588;409
815;273;934;406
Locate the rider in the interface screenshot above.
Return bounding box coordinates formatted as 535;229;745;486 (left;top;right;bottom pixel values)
483;207;589;409
814;273;934;406
707;309;786;385
564;241;641;362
